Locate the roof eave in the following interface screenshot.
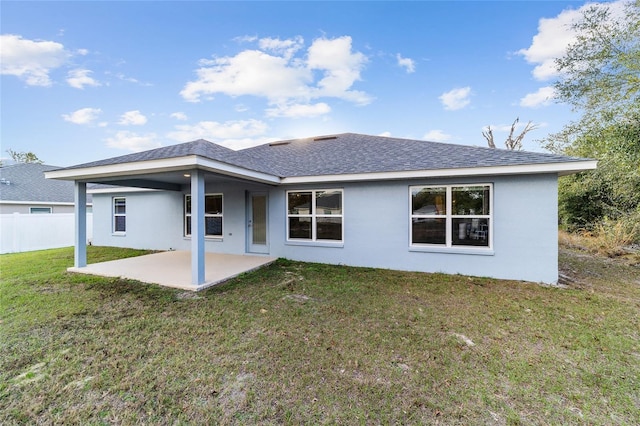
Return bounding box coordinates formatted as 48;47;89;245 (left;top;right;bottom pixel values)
45;155;281;185
280;160;598;184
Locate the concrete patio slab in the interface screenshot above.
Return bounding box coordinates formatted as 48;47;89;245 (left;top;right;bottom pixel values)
67;251;277;291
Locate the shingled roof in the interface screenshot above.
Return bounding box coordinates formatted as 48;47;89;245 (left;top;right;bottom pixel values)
239;133;589;177
48;133;595;183
63;139;276;175
1;163;92;203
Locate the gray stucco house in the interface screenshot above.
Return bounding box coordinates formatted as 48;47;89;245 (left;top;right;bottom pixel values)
46;133;596;288
1;163;92;214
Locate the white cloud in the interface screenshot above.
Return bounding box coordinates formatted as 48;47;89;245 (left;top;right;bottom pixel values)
307;36;371;104
106;131;161;152
180;35;371;116
62;107;102;125
181;49;310;102
167;119;268;143
396;54;415;73
0;34;70;86
266;102;331;118
378;131;392;137
423;130;452;142
170;112;188;121
258;36;304;60
517;1;627;81
67;68;100;89
520;86;556;108
439;87;471;110
119;110;147;125
234;35;258;44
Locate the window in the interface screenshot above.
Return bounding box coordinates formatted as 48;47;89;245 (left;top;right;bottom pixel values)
287;189;343;242
410;184;491;248
30;207;52;214
113;197;126;233
184;194;223;238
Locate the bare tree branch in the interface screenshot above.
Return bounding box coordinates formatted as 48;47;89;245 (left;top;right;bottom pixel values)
483;118;539;150
482;126;496;148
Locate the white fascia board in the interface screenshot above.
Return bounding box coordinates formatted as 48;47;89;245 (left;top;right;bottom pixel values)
88;187;161;194
0;201;89;206
45;155;281;185
194;157;280;184
280;160;598;184
45;156;198;180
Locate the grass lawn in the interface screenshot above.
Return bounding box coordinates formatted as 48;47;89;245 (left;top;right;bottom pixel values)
1;246;639;425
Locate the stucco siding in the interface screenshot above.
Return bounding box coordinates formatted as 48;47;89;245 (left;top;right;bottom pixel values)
93;190;183;250
92;182;272;254
91;173;559;284
269;174;558;284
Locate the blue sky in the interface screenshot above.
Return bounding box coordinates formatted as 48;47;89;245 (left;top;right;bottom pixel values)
1;1;617;167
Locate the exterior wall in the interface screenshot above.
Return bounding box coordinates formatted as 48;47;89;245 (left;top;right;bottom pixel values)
92;181;271;254
0;203;77;214
93;190;184;250
267;174;559;284
91;173;559;284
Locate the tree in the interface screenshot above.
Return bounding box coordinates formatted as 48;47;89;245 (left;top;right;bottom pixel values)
554;0;640;125
5;149;44;164
544;0;640;240
558;113;640;229
545;0;640;154
482;117;539;150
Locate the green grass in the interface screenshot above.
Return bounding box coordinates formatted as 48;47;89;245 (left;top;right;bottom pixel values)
1;246;639;425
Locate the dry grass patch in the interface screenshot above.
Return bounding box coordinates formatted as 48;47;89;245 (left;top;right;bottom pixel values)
1;245;639;424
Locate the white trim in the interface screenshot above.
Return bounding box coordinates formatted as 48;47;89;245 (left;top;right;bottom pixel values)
286;189;344;243
112;197;126;235
281;160;598;184
88;187;160;194
409;184;493;251
184;193;224;238
0;201;90;206
45;156;596;187
29;206;52;214
44;155;280;185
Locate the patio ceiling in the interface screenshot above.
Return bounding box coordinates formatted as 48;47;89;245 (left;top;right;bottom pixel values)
87;169;266;192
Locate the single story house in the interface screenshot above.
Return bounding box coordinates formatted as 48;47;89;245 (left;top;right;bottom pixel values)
46;133;596;288
1;163;92;214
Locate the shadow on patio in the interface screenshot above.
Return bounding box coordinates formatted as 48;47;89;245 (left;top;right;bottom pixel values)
68;251;277;291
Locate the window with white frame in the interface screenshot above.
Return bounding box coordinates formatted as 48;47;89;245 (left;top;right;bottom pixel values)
184;194;223;237
287;189;343;242
30;207;52;214
410;184;491;248
113;197;126;233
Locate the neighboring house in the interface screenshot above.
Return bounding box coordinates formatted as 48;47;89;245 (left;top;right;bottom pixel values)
46;133;596;287
0;163;92;213
1;163;93;254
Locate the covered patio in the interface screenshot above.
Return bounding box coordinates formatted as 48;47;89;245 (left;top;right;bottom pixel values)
68;251;277;291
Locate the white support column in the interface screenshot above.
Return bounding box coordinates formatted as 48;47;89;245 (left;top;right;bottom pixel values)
191;170;205;286
74;181;87;268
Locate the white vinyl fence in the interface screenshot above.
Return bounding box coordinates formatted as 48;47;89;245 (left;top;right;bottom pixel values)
1;213;93;254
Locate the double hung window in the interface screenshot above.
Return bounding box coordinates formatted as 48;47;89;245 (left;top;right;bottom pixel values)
184;194;223;237
113;197;126;233
410;184;491;248
287;190;343;242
